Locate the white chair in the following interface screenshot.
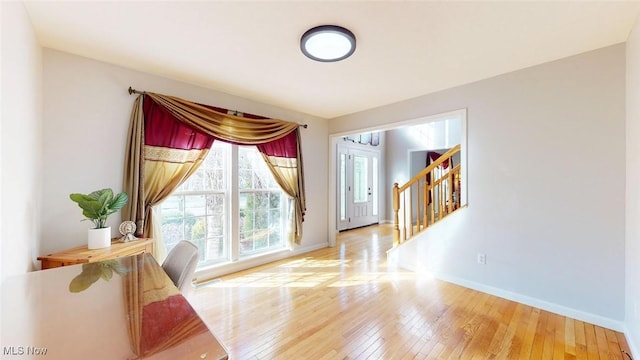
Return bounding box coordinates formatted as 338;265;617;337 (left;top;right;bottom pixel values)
162;240;199;293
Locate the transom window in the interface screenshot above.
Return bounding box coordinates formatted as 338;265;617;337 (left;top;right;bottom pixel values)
160;142;287;268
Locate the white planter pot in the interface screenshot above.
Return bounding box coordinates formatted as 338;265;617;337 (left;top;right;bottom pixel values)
88;227;111;249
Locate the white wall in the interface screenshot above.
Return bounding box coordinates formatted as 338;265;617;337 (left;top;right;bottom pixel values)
625;15;640;358
42;50;329;268
330;45;626;328
1;2;43;283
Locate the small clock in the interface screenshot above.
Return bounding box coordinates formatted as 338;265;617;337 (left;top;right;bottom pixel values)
119;220;137;242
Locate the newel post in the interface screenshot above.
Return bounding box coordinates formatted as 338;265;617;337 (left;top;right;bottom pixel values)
392;183;400;246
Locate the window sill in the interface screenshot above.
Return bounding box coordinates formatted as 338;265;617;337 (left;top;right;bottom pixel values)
193;241;329;285
193;248;292;284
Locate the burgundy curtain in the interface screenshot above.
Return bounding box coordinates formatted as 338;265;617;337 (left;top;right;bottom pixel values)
427;151;450;169
426;151;450;206
145;99;215;151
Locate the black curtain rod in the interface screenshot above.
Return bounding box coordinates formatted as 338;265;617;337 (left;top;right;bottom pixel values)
127;86;308;129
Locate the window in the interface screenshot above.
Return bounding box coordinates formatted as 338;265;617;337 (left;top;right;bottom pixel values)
238;146;286;256
339;153;347;221
160;142;287;268
372;156;378;216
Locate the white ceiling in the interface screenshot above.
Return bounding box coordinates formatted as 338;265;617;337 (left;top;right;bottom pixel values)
23;1;640;119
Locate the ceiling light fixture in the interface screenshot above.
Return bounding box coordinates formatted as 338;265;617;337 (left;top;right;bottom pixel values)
300;25;356;62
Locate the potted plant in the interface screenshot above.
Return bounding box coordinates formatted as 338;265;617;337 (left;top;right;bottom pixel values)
70;188;129;249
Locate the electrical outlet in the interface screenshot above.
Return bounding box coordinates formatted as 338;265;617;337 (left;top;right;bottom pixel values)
477;253;486;265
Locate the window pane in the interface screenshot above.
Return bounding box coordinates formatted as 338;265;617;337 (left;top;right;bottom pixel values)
206;193;225;215
373;156;378;216
204;169;225;191
239;146;278;189
160;195;186;251
161;143;286;268
184;194;206;217
180;171;205;192
340;153;347;221
238;146;286;258
161;142;230;266
269;192;281;209
178;142;228;192
206;214;225;260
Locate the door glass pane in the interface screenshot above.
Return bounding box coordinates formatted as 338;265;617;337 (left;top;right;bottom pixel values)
353;155;368;203
340;153;347;221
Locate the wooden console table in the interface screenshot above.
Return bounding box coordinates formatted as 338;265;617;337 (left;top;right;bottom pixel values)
38;238;154;269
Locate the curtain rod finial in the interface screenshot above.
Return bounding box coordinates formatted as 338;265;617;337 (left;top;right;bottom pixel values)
128;86;145;95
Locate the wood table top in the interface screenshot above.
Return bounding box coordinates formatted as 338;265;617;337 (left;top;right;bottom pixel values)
2;253;228;360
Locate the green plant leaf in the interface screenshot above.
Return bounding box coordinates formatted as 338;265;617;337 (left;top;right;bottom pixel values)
97;189;113;205
70;189;129;228
71;195;102;219
107;261;128;275
68;260;128;293
110;192;129;212
68;263;102;293
112;264;128;275
100;265;113;281
88;189;108;200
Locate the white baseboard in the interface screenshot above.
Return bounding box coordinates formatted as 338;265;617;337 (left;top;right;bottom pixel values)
388;234;625;333
623;324;639;360
427;271;625;332
194;242;328;283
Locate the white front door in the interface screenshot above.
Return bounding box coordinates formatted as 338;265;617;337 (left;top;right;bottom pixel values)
337;145;379;231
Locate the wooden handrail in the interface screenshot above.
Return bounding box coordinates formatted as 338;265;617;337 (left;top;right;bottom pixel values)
397;144;461;193
392;145;462;246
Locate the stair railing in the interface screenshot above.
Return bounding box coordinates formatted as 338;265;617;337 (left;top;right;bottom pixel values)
392;145;462;246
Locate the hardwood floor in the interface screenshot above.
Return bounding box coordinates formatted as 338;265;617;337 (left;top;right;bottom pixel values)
189;224;632;359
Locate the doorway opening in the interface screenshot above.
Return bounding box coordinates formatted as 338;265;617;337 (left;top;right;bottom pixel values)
337;145;380;231
328;109;467;247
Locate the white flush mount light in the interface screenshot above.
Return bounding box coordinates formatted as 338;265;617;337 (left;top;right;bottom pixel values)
300;25;356;62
